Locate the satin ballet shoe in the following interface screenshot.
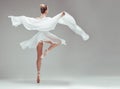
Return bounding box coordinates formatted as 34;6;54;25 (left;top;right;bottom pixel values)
36;72;40;83
37;76;40;83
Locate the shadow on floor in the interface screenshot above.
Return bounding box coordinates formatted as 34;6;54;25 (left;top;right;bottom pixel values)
11;79;71;86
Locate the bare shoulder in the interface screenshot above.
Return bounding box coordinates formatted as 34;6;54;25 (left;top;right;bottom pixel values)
35;17;43;20
35;17;41;18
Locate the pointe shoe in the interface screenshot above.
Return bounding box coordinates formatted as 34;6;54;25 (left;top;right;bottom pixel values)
37;76;40;83
36;73;40;83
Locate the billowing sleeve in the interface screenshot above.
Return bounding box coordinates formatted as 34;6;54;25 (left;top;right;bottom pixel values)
8;12;62;31
58;11;89;41
8;11;89;41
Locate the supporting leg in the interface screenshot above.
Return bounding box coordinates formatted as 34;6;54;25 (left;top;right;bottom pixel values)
36;41;43;83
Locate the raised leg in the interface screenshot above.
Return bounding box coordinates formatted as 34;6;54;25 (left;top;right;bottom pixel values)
41;41;61;58
36;41;43;83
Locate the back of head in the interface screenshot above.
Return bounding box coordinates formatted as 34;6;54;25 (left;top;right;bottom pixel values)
40;4;48;14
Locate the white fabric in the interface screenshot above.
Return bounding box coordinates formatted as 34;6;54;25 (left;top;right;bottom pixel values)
8;11;89;49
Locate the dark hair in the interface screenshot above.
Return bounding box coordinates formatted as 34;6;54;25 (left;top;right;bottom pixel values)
40;4;47;14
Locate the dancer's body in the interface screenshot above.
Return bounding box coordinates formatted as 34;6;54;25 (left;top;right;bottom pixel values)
8;4;89;83
36;4;65;83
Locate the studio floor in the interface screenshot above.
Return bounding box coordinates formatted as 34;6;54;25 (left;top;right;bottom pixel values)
0;76;120;89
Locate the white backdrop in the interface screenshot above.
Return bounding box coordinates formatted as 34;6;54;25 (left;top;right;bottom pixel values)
0;0;120;80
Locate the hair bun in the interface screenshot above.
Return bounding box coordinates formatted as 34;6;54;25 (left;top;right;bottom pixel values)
40;4;46;7
40;4;48;14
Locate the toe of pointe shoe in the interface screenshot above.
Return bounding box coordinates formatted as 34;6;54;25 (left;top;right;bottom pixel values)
37;77;40;83
37;80;40;83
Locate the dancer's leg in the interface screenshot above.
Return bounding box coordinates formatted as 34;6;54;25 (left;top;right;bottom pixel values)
36;41;43;83
47;42;60;51
42;41;61;58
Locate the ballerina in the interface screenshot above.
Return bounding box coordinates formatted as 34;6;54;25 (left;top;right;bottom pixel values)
8;4;89;83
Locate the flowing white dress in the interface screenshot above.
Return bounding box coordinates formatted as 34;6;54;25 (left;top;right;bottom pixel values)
8;11;89;50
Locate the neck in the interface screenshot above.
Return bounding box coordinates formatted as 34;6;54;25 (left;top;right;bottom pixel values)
40;14;46;18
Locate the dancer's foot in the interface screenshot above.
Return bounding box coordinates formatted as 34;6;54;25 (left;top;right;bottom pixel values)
36;72;40;83
41;49;48;58
37;76;40;83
